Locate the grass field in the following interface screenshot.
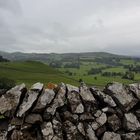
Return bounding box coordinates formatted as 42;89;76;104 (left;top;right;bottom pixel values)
103;66;126;73
58;59;140;87
0;61;79;86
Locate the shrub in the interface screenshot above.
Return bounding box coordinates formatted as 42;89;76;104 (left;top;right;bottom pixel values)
0;77;16;90
88;68;102;75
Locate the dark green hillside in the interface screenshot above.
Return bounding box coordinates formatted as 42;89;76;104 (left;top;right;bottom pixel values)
0;61;79;86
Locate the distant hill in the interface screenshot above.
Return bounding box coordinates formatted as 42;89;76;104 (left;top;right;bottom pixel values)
0;51;126;63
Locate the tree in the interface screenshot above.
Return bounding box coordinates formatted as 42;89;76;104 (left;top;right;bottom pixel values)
49;61;62;68
122;71;134;80
0;56;9;62
88;68;102;75
94;77;97;80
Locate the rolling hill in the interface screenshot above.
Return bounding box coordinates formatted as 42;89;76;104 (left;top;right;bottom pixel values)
0;51;126;62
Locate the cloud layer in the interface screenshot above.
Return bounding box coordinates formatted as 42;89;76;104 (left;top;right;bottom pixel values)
0;0;140;55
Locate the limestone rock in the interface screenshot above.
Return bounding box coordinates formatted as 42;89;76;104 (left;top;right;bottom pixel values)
77;122;86;136
17;83;43;117
108;114;121;131
11;130;21;140
122;133;140;140
63;120;78;140
17;90;39;117
91;121;100;130
0;83;26;116
25;113;43;124
0;131;6;140
46;83;66;115
67;91;84;114
66;84;79;93
129;83;140;99
105;82;138;112
41;122;54;140
124;113;140;131
102;107;116;114
96;125;106;137
52;119;63;139
62;111;79;123
52;136;63;140
86;124;98;140
43;111;52;122
102;132;121;140
91;112;107;131
94;110;102;118
11;117;23;126
96;112;107;127
19;126;38;140
135;109;140;118
79;85;96;103
91;88;116;107
33;88;55;112
30;82;44;91
79;113;95;122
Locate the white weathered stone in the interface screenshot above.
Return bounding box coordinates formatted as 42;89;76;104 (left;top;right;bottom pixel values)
17;90;39;117
129;83;140;99
94;110;102;118
106;82;138;111
86;125;98;140
122;133;140;140
77;123;86;136
52;119;63;139
91;121;100;130
31;82;44;91
41;122;54;140
66;84;79;93
67;91;84;114
124;113;140;131
96;113;107;127
0;131;6;140
80;85;96;103
0;83;26;115
63;121;78;140
33;88;55;112
102;132;121;140
91;89;116;107
46;84;66;115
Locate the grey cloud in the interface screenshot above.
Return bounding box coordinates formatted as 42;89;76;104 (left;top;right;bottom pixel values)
0;0;140;55
0;0;21;14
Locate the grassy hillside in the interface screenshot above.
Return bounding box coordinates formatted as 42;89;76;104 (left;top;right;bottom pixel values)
0;61;79;86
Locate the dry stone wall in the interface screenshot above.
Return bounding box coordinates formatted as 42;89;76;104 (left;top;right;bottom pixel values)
0;82;140;140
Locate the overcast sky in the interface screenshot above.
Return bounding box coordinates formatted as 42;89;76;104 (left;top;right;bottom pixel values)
0;0;140;55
